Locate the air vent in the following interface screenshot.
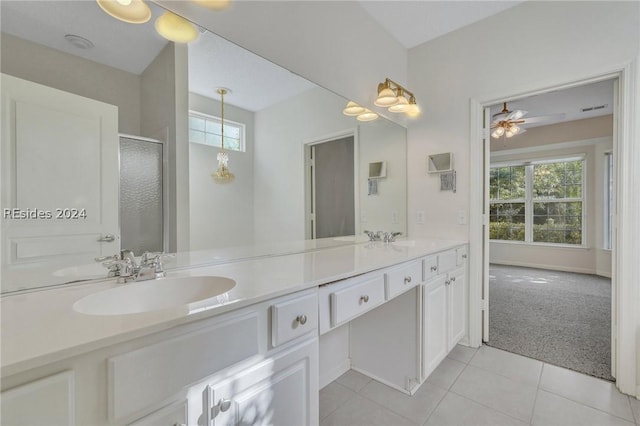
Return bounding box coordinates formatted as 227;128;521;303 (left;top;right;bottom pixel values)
580;104;608;113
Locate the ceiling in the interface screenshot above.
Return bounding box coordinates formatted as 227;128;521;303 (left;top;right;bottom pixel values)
0;1;614;120
358;0;526;49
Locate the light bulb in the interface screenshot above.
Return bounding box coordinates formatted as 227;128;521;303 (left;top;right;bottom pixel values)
493;127;505;137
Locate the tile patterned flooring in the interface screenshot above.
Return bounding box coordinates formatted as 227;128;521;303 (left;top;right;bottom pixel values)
320;345;640;426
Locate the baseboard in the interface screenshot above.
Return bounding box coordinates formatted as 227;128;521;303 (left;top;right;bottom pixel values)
319;358;350;389
490;261;596;275
351;366;416;395
596;269;612;278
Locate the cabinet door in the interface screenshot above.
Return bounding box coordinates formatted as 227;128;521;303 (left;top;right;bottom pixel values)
422;276;448;380
1;371;74;426
207;339;318;426
128;400;187;426
447;268;467;351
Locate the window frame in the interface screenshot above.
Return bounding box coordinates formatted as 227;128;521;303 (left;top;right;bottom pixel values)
489;155;587;247
188;110;246;152
603;151;613;251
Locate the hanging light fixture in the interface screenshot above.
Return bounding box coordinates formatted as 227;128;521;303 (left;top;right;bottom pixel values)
491;102;527;139
96;0;151;24
155;11;199;43
212;88;235;184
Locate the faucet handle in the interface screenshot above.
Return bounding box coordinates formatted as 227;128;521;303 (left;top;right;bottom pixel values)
102;258;134;280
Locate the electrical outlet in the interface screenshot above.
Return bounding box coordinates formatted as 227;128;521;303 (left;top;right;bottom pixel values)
416;210;425;224
391;211;399;224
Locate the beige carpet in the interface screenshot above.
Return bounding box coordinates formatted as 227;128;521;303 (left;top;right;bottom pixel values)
487;264;613;381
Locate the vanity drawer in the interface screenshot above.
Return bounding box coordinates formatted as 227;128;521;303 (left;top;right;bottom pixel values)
385;260;421;299
438;250;458;274
271;292;318;347
331;275;385;327
423;255;439;281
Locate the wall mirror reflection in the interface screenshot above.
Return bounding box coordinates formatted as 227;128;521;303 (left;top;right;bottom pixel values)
0;0;407;293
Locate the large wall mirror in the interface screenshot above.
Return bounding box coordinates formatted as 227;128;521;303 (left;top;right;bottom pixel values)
0;1;407;293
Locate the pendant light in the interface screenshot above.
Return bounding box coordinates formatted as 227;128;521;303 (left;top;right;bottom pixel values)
96;0;151;24
212;88;235;184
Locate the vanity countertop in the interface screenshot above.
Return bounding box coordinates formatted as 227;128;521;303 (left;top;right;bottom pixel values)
1;238;466;377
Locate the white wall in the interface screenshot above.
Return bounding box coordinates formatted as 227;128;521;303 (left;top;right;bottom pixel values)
188;93;255;250
0;33;141;135
253;87;407;243
156;0;408;126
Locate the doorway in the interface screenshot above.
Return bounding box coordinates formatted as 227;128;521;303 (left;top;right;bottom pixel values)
473;76;621;382
305;135;356;239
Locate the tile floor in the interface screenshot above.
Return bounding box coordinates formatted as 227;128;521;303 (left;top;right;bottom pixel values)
320;345;640;426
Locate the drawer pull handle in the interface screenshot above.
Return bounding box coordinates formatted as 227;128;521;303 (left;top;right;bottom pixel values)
462;254;468;259
451;276;456;282
296;314;308;325
218;398;232;413
430;266;438;272
445;279;450;285
360;295;369;303
404;276;412;284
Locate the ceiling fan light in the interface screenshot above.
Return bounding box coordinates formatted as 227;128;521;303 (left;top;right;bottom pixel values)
96;0;151;24
155;11;200;43
343;101;366;116
492;127;505;138
388;95;410;113
357;109;379;122
374;87;398;107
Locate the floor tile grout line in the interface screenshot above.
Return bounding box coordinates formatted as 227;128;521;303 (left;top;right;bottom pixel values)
420;388;450;426
319;381;358;422
536;385;636;423
446;389;532;425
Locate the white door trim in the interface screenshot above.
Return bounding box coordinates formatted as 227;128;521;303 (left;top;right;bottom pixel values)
468;61;638;397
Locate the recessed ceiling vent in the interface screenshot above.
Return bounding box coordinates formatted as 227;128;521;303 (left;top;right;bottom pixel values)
580;104;608;113
64;34;94;49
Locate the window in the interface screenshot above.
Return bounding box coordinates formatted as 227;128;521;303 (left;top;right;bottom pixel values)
489;157;585;245
189;111;245;151
604;152;613;250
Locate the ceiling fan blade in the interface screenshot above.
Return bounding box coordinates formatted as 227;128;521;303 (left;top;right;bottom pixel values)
522;113;566;125
506;109;527;121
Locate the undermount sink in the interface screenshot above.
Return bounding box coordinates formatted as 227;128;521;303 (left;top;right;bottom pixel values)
73;276;236;316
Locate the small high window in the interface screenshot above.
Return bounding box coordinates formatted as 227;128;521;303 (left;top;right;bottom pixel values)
189;111;245;152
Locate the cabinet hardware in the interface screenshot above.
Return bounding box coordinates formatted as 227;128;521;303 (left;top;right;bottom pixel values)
360;295;369;303
404;276;412;284
97;234;116;242
218;398;231;413
296;314;308;325
445;279;450;285
462;254;468;259
451;276;456;282
430;266;438;272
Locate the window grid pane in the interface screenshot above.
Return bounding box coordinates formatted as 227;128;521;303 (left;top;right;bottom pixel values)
188;113;244;152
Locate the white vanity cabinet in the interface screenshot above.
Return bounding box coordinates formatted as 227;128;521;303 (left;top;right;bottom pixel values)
205;338;318;426
422;248;468;380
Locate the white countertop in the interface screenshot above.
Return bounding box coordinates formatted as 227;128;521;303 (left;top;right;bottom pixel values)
1;238;466;377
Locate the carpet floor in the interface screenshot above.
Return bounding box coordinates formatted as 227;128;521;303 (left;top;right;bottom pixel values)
487;264;613;381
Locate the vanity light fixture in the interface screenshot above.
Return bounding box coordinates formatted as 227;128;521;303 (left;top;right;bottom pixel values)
342;101;366;116
374;78;420;117
96;0;151;24
154;11;200;43
192;0;232;11
212;88;235;184
356;109;379;122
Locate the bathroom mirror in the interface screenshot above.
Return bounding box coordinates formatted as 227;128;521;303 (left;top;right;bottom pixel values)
0;1;407;293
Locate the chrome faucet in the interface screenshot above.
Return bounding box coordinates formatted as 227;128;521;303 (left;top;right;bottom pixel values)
382;231;402;243
364;230;382;241
97;250;170;283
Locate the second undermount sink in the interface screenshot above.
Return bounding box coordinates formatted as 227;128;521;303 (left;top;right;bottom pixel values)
73;276;236;316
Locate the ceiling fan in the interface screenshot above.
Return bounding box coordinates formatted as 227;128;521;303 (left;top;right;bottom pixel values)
490;102;565;139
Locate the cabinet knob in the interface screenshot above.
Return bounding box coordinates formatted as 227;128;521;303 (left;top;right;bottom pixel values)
360;295;369;303
430;266;438;272
296;314;308;325
404;276;412;284
218;398;231;413
451;276;456;282
445;279;450;286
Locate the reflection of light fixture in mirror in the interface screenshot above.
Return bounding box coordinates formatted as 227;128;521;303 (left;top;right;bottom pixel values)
192;0;232;11
343;101;366;116
212;88;235;184
375;78;419;116
356;109;379;122
96;0;151;24
155;11;199;43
